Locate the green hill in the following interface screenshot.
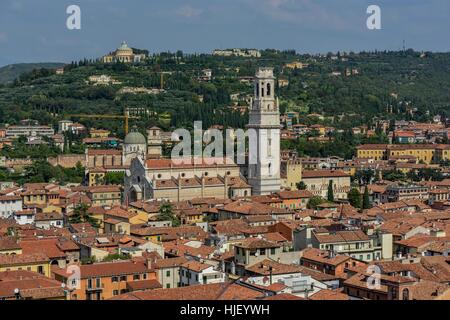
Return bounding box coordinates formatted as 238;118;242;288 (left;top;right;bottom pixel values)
0;63;65;84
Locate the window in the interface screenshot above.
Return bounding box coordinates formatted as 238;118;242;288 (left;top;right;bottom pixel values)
120;276;126;282
37;266;44;275
402;289;409;300
260;249;266;255
166;270;171;277
166;284;171;289
270;248;276;255
133;274;140;281
113;290;119;296
112;276;118;282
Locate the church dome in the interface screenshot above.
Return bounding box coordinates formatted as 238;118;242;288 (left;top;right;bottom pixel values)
124;127;146;145
116;41;133;55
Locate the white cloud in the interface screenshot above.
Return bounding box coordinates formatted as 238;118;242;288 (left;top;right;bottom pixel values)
176;5;203;18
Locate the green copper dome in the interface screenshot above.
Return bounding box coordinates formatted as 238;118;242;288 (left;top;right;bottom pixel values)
124;127;146;145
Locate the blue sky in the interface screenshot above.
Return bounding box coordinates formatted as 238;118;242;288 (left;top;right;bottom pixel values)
1;0;450;66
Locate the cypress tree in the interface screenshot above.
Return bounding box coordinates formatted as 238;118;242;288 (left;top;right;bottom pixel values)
327;180;334;202
363;186;371;209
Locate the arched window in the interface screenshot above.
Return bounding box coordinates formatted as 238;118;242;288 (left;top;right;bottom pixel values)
267;83;271;96
402;289;409;300
261;83;265;97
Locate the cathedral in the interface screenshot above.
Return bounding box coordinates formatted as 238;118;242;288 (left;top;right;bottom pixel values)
124;67;281;202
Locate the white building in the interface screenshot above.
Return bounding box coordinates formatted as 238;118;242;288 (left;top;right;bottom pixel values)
180;260;226;287
13;209;35;225
6;125;54;139
58;120;73;133
0;195;22;219
247;67;281;195
244;273;328;299
213;49;261;58
35;212;64;230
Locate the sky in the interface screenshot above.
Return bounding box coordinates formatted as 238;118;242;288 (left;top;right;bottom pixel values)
1;0;450;67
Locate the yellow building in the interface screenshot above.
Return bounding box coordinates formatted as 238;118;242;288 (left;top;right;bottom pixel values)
388;145;436;165
281;158;302;190
0;239;22;255
90;129;111;138
179;208;204;225
22;190;48;206
0;253;51;277
87;185;122;206
357;144;450;164
356;144;389;161
88;168;107;186
42;205;63;214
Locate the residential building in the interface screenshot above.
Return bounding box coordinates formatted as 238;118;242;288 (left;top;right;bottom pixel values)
52;259;156;300
179;260;226;286
0;195;22;219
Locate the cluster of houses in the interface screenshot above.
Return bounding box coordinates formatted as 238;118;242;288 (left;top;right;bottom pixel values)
0;175;448;300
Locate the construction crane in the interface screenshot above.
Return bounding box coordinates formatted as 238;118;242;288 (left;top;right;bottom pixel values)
65;112;139;135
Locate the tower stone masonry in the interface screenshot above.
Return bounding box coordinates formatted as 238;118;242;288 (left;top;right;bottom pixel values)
247;67;281;195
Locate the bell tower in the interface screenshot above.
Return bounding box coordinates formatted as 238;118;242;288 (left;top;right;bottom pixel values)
247;67;281;195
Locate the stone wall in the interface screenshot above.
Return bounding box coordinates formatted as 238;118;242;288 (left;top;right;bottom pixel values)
48;154;85;168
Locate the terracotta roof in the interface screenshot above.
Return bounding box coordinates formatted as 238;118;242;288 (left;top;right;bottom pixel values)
111;282;268;300
181;260;212;272
222;200;291;216
246;259;303;276
153;257;188;269
52;260;149;279
105;206;136;220
235;238;281;249
302;170;350;178
164;240;215;259
35;212;63;221
301;248;351;266
0;238;21;250
276;190;313;199
0;270;64;299
0;195;22;201
309;289;350;300
146;157;236;169
0;253;49;266
126;279;162;291
313;230;370;244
